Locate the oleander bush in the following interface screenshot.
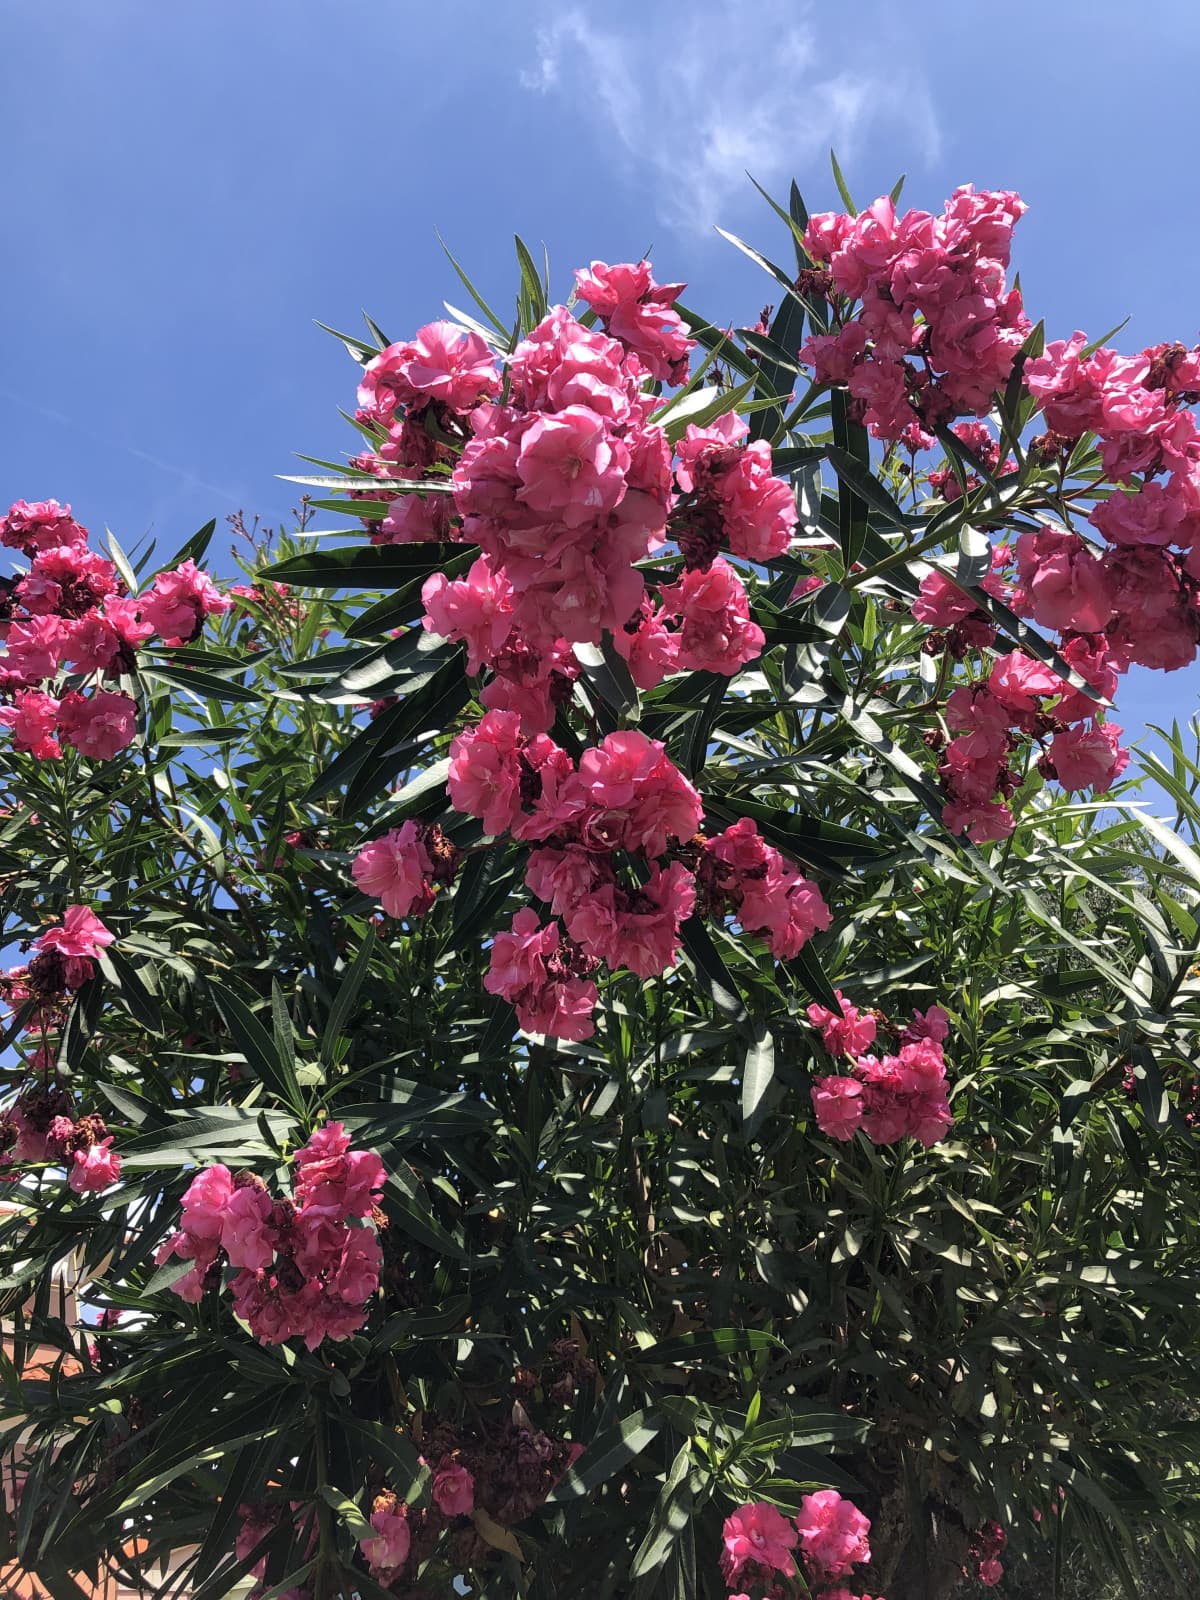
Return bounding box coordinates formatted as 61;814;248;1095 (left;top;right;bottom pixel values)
4;162;1200;1599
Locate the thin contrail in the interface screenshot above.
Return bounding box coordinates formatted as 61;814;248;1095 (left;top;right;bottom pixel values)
0;386;245;504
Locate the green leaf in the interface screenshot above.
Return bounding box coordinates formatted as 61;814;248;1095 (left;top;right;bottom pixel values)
679;920;748;1021
209;981;304;1115
545;1409;663;1504
575;634;640;723
652;377;757;443
824;443;916;528
155;518;216;577
829;148;857;215
319;925;377;1067
630;1328;783;1366
741;1022;776;1133
97;946;162;1034
141;665;264;705
260;544;456;590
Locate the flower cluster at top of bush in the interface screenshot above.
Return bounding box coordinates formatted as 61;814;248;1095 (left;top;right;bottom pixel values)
0;905;124;1190
156;1122;384;1349
808;990;953;1148
793;185;1200;841
0;498;230;762
353;735;830;1041
722;1491;876;1598
347;261;795;732
798;184;1029;443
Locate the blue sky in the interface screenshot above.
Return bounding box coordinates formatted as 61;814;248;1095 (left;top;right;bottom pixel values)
3;0;1198;782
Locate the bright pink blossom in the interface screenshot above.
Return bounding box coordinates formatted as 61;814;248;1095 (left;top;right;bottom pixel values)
421;556;514;673
140;561;231;645
56;689;138;760
351;823;436;919
36;906;115;961
573;260;693;385
1045;721;1129;794
795;1490;872;1579
659;559;764;675
720;1501;797;1584
808;991;877;1056
68;1138;121;1194
359;1502;411;1577
0;690;61;759
448;709;526;836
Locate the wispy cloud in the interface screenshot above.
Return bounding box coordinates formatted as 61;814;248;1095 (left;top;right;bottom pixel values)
521;0;940;232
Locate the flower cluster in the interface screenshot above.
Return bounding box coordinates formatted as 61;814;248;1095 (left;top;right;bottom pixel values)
351;820;460;919
799;185;1030;442
0;1094;120;1192
444;715;829;1040
964;1521;1006;1588
344;265;797;735
358;1419;580;1580
912;531;1128;840
809;994;953;1148
0;906;117;1187
157;1122;384;1350
721;1491;876;1598
0;499;229;761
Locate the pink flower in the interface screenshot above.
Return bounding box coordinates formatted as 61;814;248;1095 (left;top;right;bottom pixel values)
293;1123;384;1218
221;1183;275;1271
359;1502;410;1577
0;690;62;759
808;992;877;1056
360;323;498;418
431;1461;475;1517
1;499;89;553
351;823;435;919
912;570;977;627
448;709;526;836
396;321;499;412
737;858;832;960
659;559;764;675
1089;479;1191;548
1045;721;1128;794
610;599;679;690
421;556;514;673
56;689;138;760
795;1490;872;1579
720;1501;797;1584
904;1005;950;1045
574;731;703;857
718;444;797;561
510;307;641;420
574;260;694;385
68;1137;121;1193
942;796;1015;843
515;407;629;528
140;561;231;645
987;651;1062;725
485;908;558;1002
516;974;598;1041
1023;333;1103;437
979;1558;1004;1585
4;615;67;681
181;1164;235;1241
36;905;115;960
1011;529;1114;635
811;1076;865;1140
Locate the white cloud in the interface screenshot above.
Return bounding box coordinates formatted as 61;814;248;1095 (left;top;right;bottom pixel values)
521;0;941;232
